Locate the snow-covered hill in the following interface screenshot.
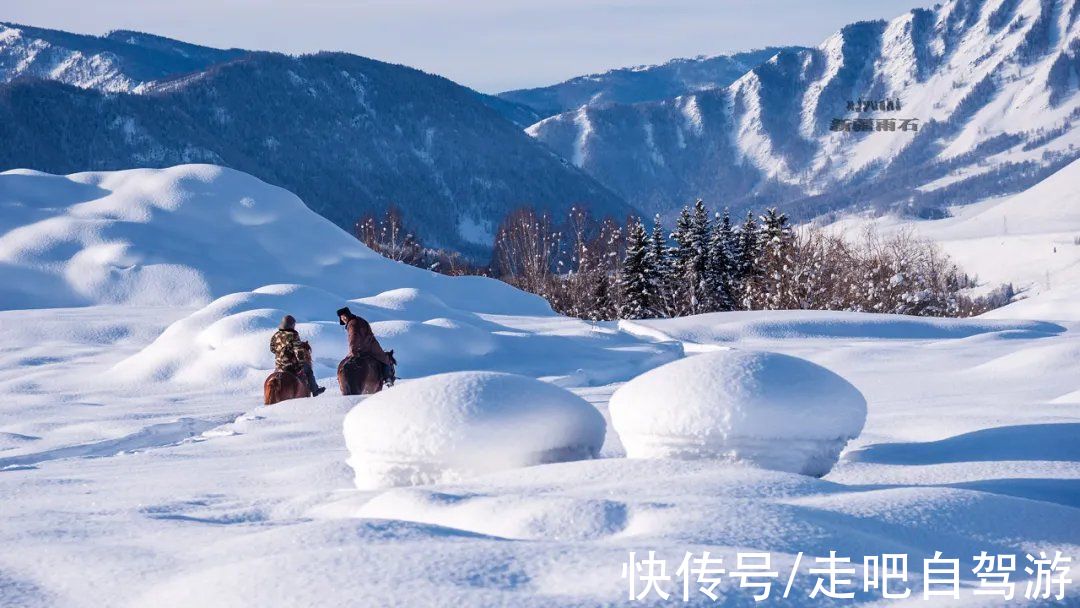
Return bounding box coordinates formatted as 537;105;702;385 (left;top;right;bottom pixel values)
825;156;1080;319
529;0;1080;220
0;165;544;311
0;165;674;384
0;22;245;92
498;48;798;119
0;165;1076;606
0;41;631;256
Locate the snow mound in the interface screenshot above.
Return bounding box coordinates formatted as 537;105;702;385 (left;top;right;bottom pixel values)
343;372;606;489
2;165;679;387
0;165;548;315
609;350;866;476
113;283;503;385
115;281;679;386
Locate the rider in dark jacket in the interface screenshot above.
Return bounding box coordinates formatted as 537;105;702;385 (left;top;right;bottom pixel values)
337;307;392;377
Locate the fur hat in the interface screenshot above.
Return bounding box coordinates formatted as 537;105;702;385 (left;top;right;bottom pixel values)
336;307;354;325
279;315;296;330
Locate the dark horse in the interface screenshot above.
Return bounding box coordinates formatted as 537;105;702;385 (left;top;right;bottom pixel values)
263;370;310;405
338;350;396;396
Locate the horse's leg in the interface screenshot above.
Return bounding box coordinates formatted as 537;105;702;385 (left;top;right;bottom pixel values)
338;361;352;396
361;360;380;394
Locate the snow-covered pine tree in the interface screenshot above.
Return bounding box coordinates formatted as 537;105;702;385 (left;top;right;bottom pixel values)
686;200;712;314
747;208;795;309
617;218;651;319
589;271;615;321
646;215;671;317
669;206;694;315
707;209;737;311
735;211;761;308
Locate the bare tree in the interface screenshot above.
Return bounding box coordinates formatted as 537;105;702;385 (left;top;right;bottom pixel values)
355;205;424;265
492;207;560;297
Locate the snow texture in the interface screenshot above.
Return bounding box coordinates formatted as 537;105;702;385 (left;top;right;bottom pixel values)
499;47;799;118
0;164;1077;606
0;165;678;387
344;372;606;489
610;350;867;476
826;156;1080;319
0;165;544;313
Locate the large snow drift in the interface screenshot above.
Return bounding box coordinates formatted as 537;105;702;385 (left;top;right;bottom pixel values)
343;372;606;489
0;165;546;314
0;165;679;385
609;350;867;476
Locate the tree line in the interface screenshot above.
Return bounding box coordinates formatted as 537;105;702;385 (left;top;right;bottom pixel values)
356;201;1012;321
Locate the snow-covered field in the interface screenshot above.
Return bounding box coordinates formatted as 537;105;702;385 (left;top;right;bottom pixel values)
825;157;1080;313
0;165;1076;606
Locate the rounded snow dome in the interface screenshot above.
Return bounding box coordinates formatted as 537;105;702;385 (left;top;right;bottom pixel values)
343;371;606;489
609;350;866;476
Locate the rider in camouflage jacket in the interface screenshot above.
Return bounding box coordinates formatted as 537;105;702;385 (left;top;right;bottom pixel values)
269;315;325;396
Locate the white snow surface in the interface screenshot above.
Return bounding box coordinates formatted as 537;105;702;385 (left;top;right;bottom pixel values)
1;166;676;387
344;372;605;489
0;165;1076;606
0;165;543;314
826;157;1080;320
609;350;866;476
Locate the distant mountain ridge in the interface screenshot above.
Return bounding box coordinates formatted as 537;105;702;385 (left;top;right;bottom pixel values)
527;0;1080;221
0;24;630;256
0;21;247;92
499;48;801;119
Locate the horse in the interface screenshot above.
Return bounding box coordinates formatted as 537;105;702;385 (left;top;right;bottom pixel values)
338;350;396;396
263;370;310;405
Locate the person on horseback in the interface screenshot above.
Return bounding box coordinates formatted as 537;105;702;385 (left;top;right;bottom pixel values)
337;307;393;382
270;315;326;396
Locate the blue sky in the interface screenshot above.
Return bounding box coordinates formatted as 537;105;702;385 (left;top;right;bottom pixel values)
6;0;929;92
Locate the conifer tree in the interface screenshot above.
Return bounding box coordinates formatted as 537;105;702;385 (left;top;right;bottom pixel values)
735;210;761;308
617;218;651;319
686;200;712;313
646;215;671;317
670;206;693;269
736;211;760;278
748;208;795;309
589;272;615;321
708;209;737;311
669;206;695;314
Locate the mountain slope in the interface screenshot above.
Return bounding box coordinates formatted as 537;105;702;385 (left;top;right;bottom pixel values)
0;22;246;92
499;48;799;120
529;0;1080;220
0;36;631;255
827;156;1080;304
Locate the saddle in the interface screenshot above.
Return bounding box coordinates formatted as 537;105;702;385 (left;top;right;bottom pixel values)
272;367;306;387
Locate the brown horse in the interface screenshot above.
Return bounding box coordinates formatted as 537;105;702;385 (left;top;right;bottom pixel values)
263;370;311;405
338;350;396;396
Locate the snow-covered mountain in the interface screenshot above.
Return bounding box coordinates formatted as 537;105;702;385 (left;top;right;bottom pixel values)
0;22;246;92
499;48;798;119
529;0;1080;220
0;25;630;256
0;21;542;126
